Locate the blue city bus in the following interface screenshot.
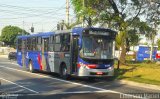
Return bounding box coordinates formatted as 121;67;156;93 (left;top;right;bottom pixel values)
136;45;157;61
17;27;117;79
17;32;54;71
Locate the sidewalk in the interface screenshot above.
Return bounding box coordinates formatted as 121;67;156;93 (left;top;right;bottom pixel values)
0;55;8;58
118;80;160;91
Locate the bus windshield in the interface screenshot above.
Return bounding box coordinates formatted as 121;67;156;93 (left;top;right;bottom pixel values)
80;35;113;59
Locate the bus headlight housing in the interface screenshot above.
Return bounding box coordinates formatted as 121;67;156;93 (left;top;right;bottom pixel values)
108;66;114;70
77;63;97;69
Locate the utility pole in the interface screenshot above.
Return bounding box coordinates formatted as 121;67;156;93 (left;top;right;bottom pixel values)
31;23;34;33
66;0;69;26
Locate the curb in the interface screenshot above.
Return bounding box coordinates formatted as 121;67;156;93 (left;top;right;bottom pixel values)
118;80;160;91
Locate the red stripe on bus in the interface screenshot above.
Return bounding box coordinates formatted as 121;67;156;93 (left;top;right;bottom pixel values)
38;54;42;70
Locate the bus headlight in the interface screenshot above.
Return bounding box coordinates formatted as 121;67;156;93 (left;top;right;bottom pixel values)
77;63;97;69
108;66;114;70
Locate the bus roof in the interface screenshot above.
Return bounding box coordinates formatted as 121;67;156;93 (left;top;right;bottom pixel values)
17;32;54;39
17;27;117;39
54;27;117;35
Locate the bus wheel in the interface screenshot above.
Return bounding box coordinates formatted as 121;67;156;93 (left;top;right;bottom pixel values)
29;61;34;73
60;64;69;80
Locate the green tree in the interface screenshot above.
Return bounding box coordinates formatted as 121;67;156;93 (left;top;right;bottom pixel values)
0;25;29;46
157;39;160;50
127;29;140;50
145;1;160;60
136;20;157;60
71;0;150;64
64;21;81;29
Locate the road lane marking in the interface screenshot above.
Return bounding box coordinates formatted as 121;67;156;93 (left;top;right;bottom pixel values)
0;65;145;98
3;62;160;91
26;90;132;95
0;94;20;97
39;91;142;98
0;90;141;99
0;65;105;91
10;62;160;90
0;78;39;94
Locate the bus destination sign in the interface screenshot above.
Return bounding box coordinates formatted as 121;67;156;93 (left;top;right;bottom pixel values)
89;31;110;36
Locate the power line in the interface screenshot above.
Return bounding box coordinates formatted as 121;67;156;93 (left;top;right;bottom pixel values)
50;25;57;31
0;7;65;17
0;20;58;25
0;8;65;15
0;9;65;19
0;3;64;11
50;0;76;31
0;2;76;32
0;3;66;20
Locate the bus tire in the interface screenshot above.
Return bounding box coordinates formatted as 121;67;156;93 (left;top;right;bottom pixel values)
29;61;34;73
60;64;70;80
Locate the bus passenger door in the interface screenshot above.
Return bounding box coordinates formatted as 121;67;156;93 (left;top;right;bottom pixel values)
41;38;49;71
22;40;26;68
72;36;79;73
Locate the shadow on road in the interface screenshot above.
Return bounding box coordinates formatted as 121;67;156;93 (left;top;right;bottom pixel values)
0;76;123;99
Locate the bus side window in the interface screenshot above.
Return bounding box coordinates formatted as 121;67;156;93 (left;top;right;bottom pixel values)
54;35;61;52
37;37;42;51
44;38;49;52
61;34;70;52
28;38;31;51
27;38;31;50
32;37;36;51
22;39;27;50
26;39;29;50
18;39;22;51
55;35;60;43
49;36;54;51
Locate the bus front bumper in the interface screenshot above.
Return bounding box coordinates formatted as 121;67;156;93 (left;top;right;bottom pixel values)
78;67;114;77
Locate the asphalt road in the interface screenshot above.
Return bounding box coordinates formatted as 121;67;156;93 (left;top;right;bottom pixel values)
0;57;160;99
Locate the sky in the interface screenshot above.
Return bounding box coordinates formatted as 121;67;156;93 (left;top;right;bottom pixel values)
0;0;75;34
